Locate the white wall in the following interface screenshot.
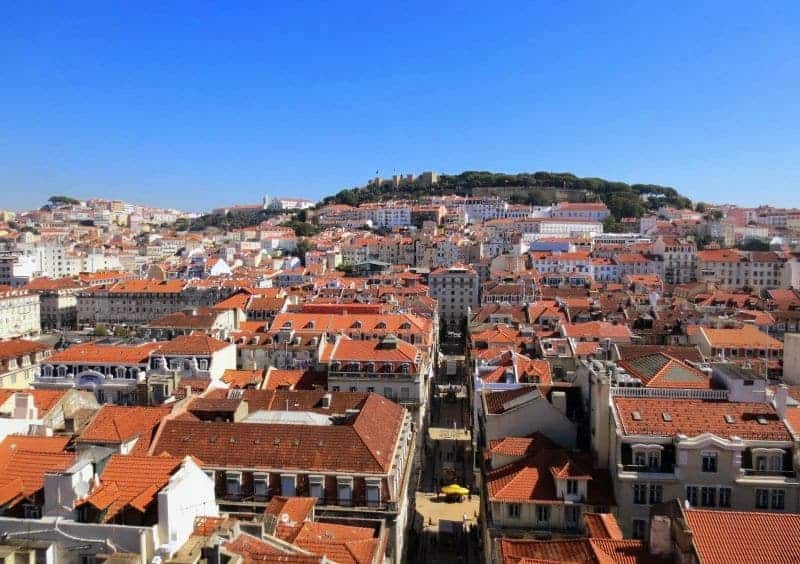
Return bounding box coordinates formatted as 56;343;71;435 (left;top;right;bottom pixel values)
156;456;219;556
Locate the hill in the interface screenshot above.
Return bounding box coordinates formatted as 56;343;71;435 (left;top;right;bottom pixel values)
321;171;692;220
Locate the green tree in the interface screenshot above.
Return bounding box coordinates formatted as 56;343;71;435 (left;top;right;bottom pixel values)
92;324;110;337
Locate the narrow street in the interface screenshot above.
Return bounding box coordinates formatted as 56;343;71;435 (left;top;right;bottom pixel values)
408;344;482;564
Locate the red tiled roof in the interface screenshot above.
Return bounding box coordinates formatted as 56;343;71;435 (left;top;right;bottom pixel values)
265;496;316;541
488;433;557;458
80;454;186;522
0;435;71;459
151;393;405;474
562;322;632;341
497;537;665;564
264;368;306;390
685;509;800;564
48;342;160;364
0;450;75;507
613;397;791;441
0;339;50;361
222;369;265;388
78;405;171;453
584;513;624;540
486;448;614;506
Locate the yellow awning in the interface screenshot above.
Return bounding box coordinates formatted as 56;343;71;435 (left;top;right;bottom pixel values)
440;484;469;495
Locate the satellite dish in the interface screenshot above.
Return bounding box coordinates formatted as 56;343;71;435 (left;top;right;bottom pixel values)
280;513;290;523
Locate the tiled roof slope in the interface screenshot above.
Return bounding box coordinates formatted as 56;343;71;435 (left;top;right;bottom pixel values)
613;397;790;441
78;405;171;454
80;454;186;522
152;394;405;474
685;509;800;564
0;450;75;507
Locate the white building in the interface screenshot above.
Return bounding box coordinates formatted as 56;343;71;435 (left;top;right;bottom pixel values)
0;287;40;340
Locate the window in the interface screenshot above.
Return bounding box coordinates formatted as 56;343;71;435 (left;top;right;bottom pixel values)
647;451;660;470
770;453;783;472
309;475;324;500
536;505;550;525
756;488;769;509
226;472;242;497
633;484;647;505
772;489;785;510
649;484;663;504
337;477;353;505
507;503;521;518
700;487;716;508
719;487;732;508
565;505;579;528
23;504;41;519
566;479;578;495
366;478;381;507
685;486;698;506
253;473;268;498
634;451;646;467
755;456;768;471
632;519;647;540
281;474;296;497
701;452;718;473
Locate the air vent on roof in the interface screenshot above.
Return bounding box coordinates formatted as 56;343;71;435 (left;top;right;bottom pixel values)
273;437;281;445
229;437;235;444
317;439;324;448
662;412;672;422
254;438;261;444
293;438;300;447
757;416;768;425
631;411;642;421
209;436;216;443
724;414;735;424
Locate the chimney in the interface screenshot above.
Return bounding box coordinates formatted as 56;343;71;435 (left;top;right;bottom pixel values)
321;393;332;409
551;390;567;416
775;384;788;419
13;392;38;420
649;515;673;557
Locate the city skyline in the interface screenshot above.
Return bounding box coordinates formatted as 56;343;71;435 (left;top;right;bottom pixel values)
1;2;799;210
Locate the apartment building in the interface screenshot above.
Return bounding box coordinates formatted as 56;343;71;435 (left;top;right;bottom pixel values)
593;379;797;539
0;287;40;339
34;341;161;404
150;391;415;563
485;433;615;535
550;202;611;222
23;277;84;330
429;263;480;328
0;339;50;389
321;334;431;425
653;236;696;285
696;249;788;290
691;324;783;377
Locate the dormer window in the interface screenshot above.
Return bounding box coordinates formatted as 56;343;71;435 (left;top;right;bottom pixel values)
352;321;362;329
376;322;387;330
566;479;578;495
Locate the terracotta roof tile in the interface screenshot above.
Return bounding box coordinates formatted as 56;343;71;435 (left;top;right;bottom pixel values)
613;397;790;441
78;405;171;453
685;509;800;564
80;454;186;522
152;393;405;474
0;450;75;507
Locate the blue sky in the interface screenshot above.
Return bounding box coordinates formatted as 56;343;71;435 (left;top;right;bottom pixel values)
1;2;798;211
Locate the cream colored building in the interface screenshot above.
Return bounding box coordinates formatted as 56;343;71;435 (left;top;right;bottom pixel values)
429;263;480;328
0;340;51;389
0;288;40;340
598;383;799;539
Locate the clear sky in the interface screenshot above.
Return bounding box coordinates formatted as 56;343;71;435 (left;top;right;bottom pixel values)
1;2;799;211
